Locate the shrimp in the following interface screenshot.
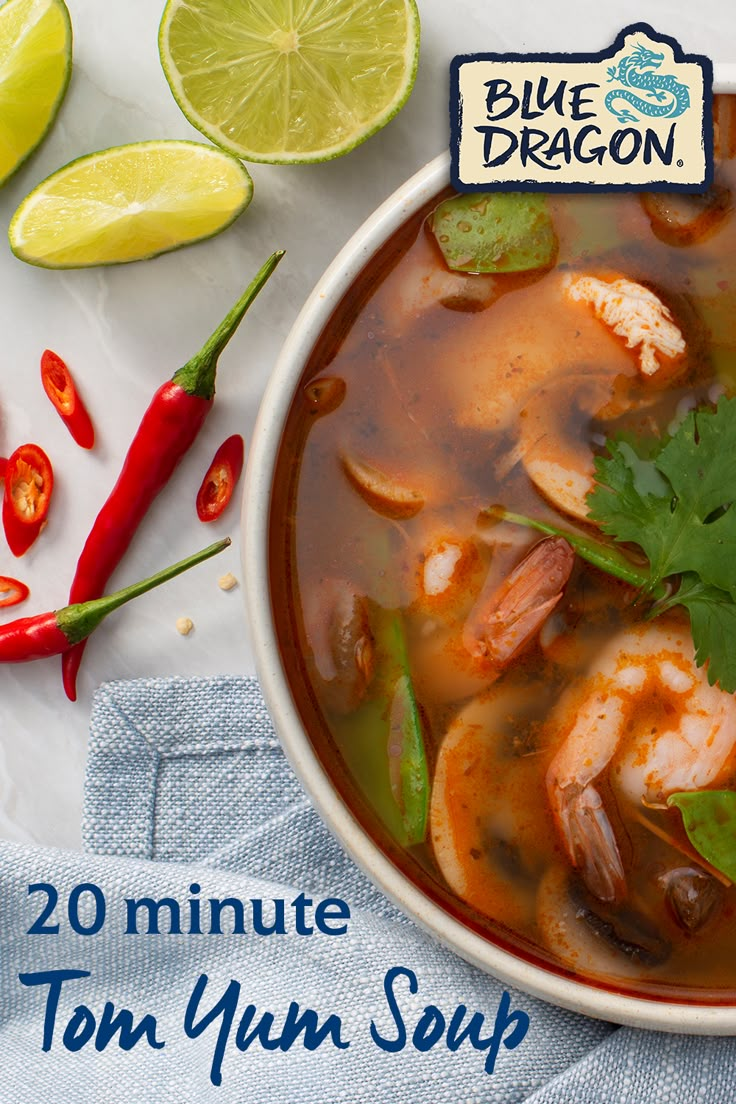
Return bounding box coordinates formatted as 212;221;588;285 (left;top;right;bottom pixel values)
546;620;736;904
303;536;573;715
441;272;639;433
412;535;574;703
518;277;692;520
564;274;687;380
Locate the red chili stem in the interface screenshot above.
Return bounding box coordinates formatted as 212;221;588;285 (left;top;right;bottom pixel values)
41;350;95;450
0;539;229;664
61;251;283;700
173;250;284;400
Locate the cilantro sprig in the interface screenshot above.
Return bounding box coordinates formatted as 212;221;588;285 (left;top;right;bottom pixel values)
491;396;736;692
588;399;736;598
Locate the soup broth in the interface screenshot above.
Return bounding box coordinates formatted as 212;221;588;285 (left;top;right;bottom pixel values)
270;98;736;1001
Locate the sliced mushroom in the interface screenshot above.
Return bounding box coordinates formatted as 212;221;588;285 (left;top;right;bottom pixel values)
430;685;557;932
341;453;424;519
303;376;346;415
436;273;498;313
382;240;498;333
302;577;375;714
569;876;670;967
516;373;614;521
661;866;723;933
640;185;732;248
714;93;736;161
537;865;670;978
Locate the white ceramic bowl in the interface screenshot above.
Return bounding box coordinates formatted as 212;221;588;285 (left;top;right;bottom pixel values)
244;71;736;1033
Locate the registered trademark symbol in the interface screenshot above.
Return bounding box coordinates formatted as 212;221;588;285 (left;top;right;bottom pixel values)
677;159;684;167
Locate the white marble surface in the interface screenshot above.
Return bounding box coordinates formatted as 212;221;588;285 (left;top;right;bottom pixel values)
0;0;733;849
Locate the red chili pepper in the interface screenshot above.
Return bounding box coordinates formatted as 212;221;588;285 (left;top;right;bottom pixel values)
61;250;284;701
196;434;245;522
41;350;95;450
3;444;54;557
0;575;29;608
0;538;228;664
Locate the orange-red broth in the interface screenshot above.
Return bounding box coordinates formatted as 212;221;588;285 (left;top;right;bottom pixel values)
270;156;736;1000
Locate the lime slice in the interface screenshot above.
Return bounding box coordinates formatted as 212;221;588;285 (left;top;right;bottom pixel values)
159;0;420;164
0;0;72;186
9;140;254;267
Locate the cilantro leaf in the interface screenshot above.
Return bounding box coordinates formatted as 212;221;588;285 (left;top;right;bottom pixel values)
587;440;672;590
653;400;736;594
669;573;736;692
589;398;736;596
499;398;736;691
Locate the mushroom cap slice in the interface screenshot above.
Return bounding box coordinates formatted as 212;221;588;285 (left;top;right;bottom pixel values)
517;373;613;522
341;453;424;520
430;687;556;933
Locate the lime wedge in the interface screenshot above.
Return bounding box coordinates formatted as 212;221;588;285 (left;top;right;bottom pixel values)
159;0;420;164
0;0;72;186
9;140;254;267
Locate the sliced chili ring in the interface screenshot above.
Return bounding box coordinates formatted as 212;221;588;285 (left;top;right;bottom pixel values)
196;434;245;522
41;349;95;450
3;443;54;557
0;575;29;608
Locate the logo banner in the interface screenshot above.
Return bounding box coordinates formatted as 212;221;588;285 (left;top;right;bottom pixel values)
450;23;713;192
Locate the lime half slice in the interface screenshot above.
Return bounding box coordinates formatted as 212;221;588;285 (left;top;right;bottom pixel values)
9;139;254;268
0;0;72;186
159;0;420;164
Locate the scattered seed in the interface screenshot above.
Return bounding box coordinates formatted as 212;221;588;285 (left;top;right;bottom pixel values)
218;572;238;591
176;616;194;636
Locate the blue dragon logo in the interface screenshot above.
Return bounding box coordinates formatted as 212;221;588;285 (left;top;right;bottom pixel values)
605;43;690;124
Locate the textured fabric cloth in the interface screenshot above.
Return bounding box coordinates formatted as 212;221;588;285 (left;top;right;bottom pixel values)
0;676;733;1102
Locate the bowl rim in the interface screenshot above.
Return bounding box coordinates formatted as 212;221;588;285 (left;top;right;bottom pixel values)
243;72;736;1033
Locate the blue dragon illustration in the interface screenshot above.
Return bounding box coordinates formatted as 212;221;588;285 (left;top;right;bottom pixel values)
605;43;690;124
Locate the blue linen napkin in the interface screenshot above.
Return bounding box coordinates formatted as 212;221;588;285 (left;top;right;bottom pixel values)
0;675;734;1102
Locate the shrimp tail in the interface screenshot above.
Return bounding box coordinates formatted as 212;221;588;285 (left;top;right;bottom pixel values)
555;781;626;904
467;536;575;665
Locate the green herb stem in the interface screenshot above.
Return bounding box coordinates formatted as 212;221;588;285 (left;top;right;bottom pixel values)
485;505;659;592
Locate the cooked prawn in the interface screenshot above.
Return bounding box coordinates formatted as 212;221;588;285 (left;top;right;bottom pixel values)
564;274;687;380
486;275;691;522
443;272;639;433
545;620;736;904
412;535;574;702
